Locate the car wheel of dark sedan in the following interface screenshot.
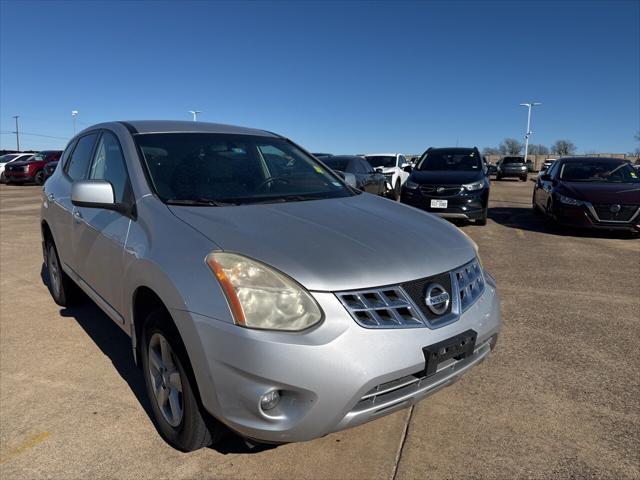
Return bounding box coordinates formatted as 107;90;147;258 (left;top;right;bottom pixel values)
393;180;401;201
475;208;488;226
496;174;503;181
0;172;5;184
34;170;45;186
520;175;528;182
142;311;222;452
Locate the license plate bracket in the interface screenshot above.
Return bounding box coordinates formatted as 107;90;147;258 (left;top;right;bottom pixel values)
422;329;477;377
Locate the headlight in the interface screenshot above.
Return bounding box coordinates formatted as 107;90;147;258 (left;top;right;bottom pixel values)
206;252;322;331
404;180;419;189
558;194;584;206
462;181;484;191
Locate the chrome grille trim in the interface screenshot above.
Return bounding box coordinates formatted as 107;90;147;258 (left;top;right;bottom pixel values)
334;287;425;328
336;258;485;329
453;259;485;312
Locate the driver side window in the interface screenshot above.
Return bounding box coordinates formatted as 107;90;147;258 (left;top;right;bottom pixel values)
88;132;130;203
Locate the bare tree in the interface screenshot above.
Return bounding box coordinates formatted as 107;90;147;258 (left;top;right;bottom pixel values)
482;147;500;155
528;144;549;155
551;140;576;156
499;138;523;155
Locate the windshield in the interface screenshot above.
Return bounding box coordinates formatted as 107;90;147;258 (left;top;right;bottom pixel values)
417;150;481;171
365;156;396;168
135;133;353;205
30;153;45;161
321;157;350;171
560;160;640;183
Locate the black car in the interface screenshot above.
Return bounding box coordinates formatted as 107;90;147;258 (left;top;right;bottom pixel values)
496;156;528;181
532;157;640;232
320;155;386;195
401;147;490;225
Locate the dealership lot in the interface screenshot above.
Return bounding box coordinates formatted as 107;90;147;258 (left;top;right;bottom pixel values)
0;181;638;479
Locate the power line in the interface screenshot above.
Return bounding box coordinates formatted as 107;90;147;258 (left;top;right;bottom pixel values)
0;131;69;140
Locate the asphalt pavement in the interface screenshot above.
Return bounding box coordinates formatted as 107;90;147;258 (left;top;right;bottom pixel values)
0;180;638;479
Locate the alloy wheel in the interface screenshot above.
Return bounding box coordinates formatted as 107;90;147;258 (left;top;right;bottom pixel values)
147;333;184;427
47;245;61;299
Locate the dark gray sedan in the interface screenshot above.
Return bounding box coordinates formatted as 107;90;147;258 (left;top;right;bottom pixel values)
320;155;386;195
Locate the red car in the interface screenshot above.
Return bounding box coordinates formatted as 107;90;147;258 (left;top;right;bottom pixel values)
4;150;62;185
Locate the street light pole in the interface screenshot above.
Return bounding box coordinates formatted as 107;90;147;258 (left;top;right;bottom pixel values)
71;110;79;135
12;115;20;150
519;102;541;165
189;110;201;122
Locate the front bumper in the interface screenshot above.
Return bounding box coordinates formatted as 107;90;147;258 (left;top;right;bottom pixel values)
401;189;487;219
553;203;640;232
498;168;527;178
179;280;501;443
4;171;34;182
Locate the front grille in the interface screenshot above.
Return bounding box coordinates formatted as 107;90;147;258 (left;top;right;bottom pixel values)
419;184;462;197
592;204;639;222
453;260;485;311
335;258;484;329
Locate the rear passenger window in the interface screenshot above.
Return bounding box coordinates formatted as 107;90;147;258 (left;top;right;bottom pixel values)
89;132;129;203
65;133;98;181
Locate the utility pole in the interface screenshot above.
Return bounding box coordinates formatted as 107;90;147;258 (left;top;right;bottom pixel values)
519;102;541;165
71;110;79;135
12;115;20;150
189;110;201;122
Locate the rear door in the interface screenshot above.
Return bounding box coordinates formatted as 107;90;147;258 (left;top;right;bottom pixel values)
72;131;132;321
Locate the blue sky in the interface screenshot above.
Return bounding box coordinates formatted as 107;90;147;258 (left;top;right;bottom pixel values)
1;0;638;154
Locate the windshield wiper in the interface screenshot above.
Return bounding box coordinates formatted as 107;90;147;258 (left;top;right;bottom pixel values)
165;198;236;207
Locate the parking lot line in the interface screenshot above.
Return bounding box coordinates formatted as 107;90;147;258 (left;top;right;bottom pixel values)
0;432;50;465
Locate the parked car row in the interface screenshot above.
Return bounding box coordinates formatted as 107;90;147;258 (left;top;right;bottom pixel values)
0;150;62;185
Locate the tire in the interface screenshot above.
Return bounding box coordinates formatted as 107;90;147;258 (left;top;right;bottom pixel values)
520;175;528;182
0;172;5;184
45;240;77;307
141;311;218;452
34;170;45;186
393;179;401;201
475;208;488;226
496;174;503;181
532;191;542;215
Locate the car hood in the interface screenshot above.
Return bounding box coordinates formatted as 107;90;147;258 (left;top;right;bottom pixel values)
560;182;640;204
410;170;483;185
169;194;476;291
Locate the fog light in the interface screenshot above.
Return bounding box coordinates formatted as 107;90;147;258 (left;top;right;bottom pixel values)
260;390;280;411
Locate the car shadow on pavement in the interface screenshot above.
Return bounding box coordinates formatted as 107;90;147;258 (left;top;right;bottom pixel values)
488;207;638;239
40;263;270;455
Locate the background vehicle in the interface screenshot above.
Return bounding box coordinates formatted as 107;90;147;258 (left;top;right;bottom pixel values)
401;147;490;225
541;158;556;171
363;153;410;200
43;159;59;180
41;120;500;452
0;153;35;183
321;155;386;195
532;157;640;231
4;150;62;185
496;156;528;181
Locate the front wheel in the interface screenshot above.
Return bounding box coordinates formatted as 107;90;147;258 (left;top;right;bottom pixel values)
475;208;488;226
34;170;45;185
392;180;401;201
46;240;77;307
141;311;219;452
520;175;528;182
496;174;503;181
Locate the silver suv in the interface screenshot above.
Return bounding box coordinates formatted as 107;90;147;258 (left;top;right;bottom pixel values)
41;121;501;451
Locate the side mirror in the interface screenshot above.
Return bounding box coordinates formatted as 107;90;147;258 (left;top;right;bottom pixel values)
71;180;117;209
342;172;357;188
403;165;413;173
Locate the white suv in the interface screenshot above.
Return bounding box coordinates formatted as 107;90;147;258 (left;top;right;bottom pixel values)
364;153;410;200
